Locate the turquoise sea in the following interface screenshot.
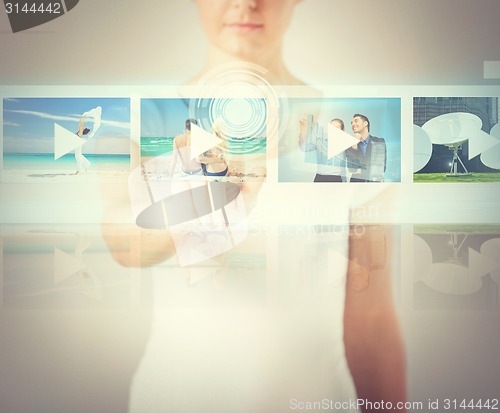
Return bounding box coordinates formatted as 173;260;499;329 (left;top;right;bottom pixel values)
141;136;266;157
3;153;130;170
141;137;174;157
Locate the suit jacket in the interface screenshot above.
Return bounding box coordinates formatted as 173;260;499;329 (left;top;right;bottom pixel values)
345;135;387;182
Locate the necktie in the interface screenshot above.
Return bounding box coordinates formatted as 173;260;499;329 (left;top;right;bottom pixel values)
360;139;368;156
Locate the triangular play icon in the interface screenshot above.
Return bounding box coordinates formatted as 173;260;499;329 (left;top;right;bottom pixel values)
468;130;500;160
54;248;86;284
468;247;500;278
328;122;360;159
190;123;223;160
54;123;84;160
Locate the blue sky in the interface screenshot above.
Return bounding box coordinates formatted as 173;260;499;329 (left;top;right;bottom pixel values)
3;98;130;154
141;98;268;139
141;99;189;137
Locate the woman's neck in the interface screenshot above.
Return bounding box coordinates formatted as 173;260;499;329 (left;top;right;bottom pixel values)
193;45;303;85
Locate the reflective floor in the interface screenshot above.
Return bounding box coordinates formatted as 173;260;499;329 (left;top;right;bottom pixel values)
1;224;499;412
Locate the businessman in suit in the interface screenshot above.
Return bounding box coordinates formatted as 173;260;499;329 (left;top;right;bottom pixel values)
345;114;387;182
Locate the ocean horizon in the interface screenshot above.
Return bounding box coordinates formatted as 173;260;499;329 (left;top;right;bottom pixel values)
141;136;267;157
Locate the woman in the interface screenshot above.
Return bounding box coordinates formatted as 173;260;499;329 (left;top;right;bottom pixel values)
299;116;348;182
169;118;204;177
75;115;91;174
127;3;406;412
196;119;229;177
191;0;304;85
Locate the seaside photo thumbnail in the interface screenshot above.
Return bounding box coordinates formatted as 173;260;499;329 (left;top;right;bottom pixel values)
2;97;131;184
140;97;267;183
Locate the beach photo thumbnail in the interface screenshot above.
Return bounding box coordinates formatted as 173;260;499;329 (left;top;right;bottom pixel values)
140;98;267;183
279;98;401;183
2;97;131;184
413;97;500;182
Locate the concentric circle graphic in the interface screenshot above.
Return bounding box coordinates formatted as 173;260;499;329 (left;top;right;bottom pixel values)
191;97;267;155
188;61;289;155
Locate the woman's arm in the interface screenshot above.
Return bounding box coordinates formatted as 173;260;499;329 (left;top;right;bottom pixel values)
77;115;86;137
344;224;407;413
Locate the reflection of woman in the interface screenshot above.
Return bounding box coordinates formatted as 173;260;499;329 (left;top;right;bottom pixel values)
196;119;229;177
75;116;91;174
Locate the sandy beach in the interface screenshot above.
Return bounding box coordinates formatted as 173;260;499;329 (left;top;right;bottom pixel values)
141;153;267;184
2;168;131;184
2;153;132;184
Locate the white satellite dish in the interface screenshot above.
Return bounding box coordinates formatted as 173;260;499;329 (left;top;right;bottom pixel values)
423;262;482;295
490;123;500;138
413;125;433;173
419;232;483;295
413;234;433;282
422;112;482;145
480;123;500;169
480;238;500;287
422;112;481;176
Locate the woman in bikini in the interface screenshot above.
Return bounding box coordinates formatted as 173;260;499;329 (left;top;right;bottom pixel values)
196;118;229;177
170;118;204;177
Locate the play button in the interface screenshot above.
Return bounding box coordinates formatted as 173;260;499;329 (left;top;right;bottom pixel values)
54;123;84;160
53;248;86;283
328;122;360;159
190;123;223;160
468;129;499;160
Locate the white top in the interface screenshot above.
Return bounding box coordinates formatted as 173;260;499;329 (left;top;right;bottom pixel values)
128;185;360;412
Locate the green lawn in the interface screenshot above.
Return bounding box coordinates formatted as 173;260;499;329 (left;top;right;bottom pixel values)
413;172;500;182
414;224;500;234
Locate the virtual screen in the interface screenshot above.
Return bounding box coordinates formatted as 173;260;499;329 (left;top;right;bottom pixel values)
1;1;500;412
